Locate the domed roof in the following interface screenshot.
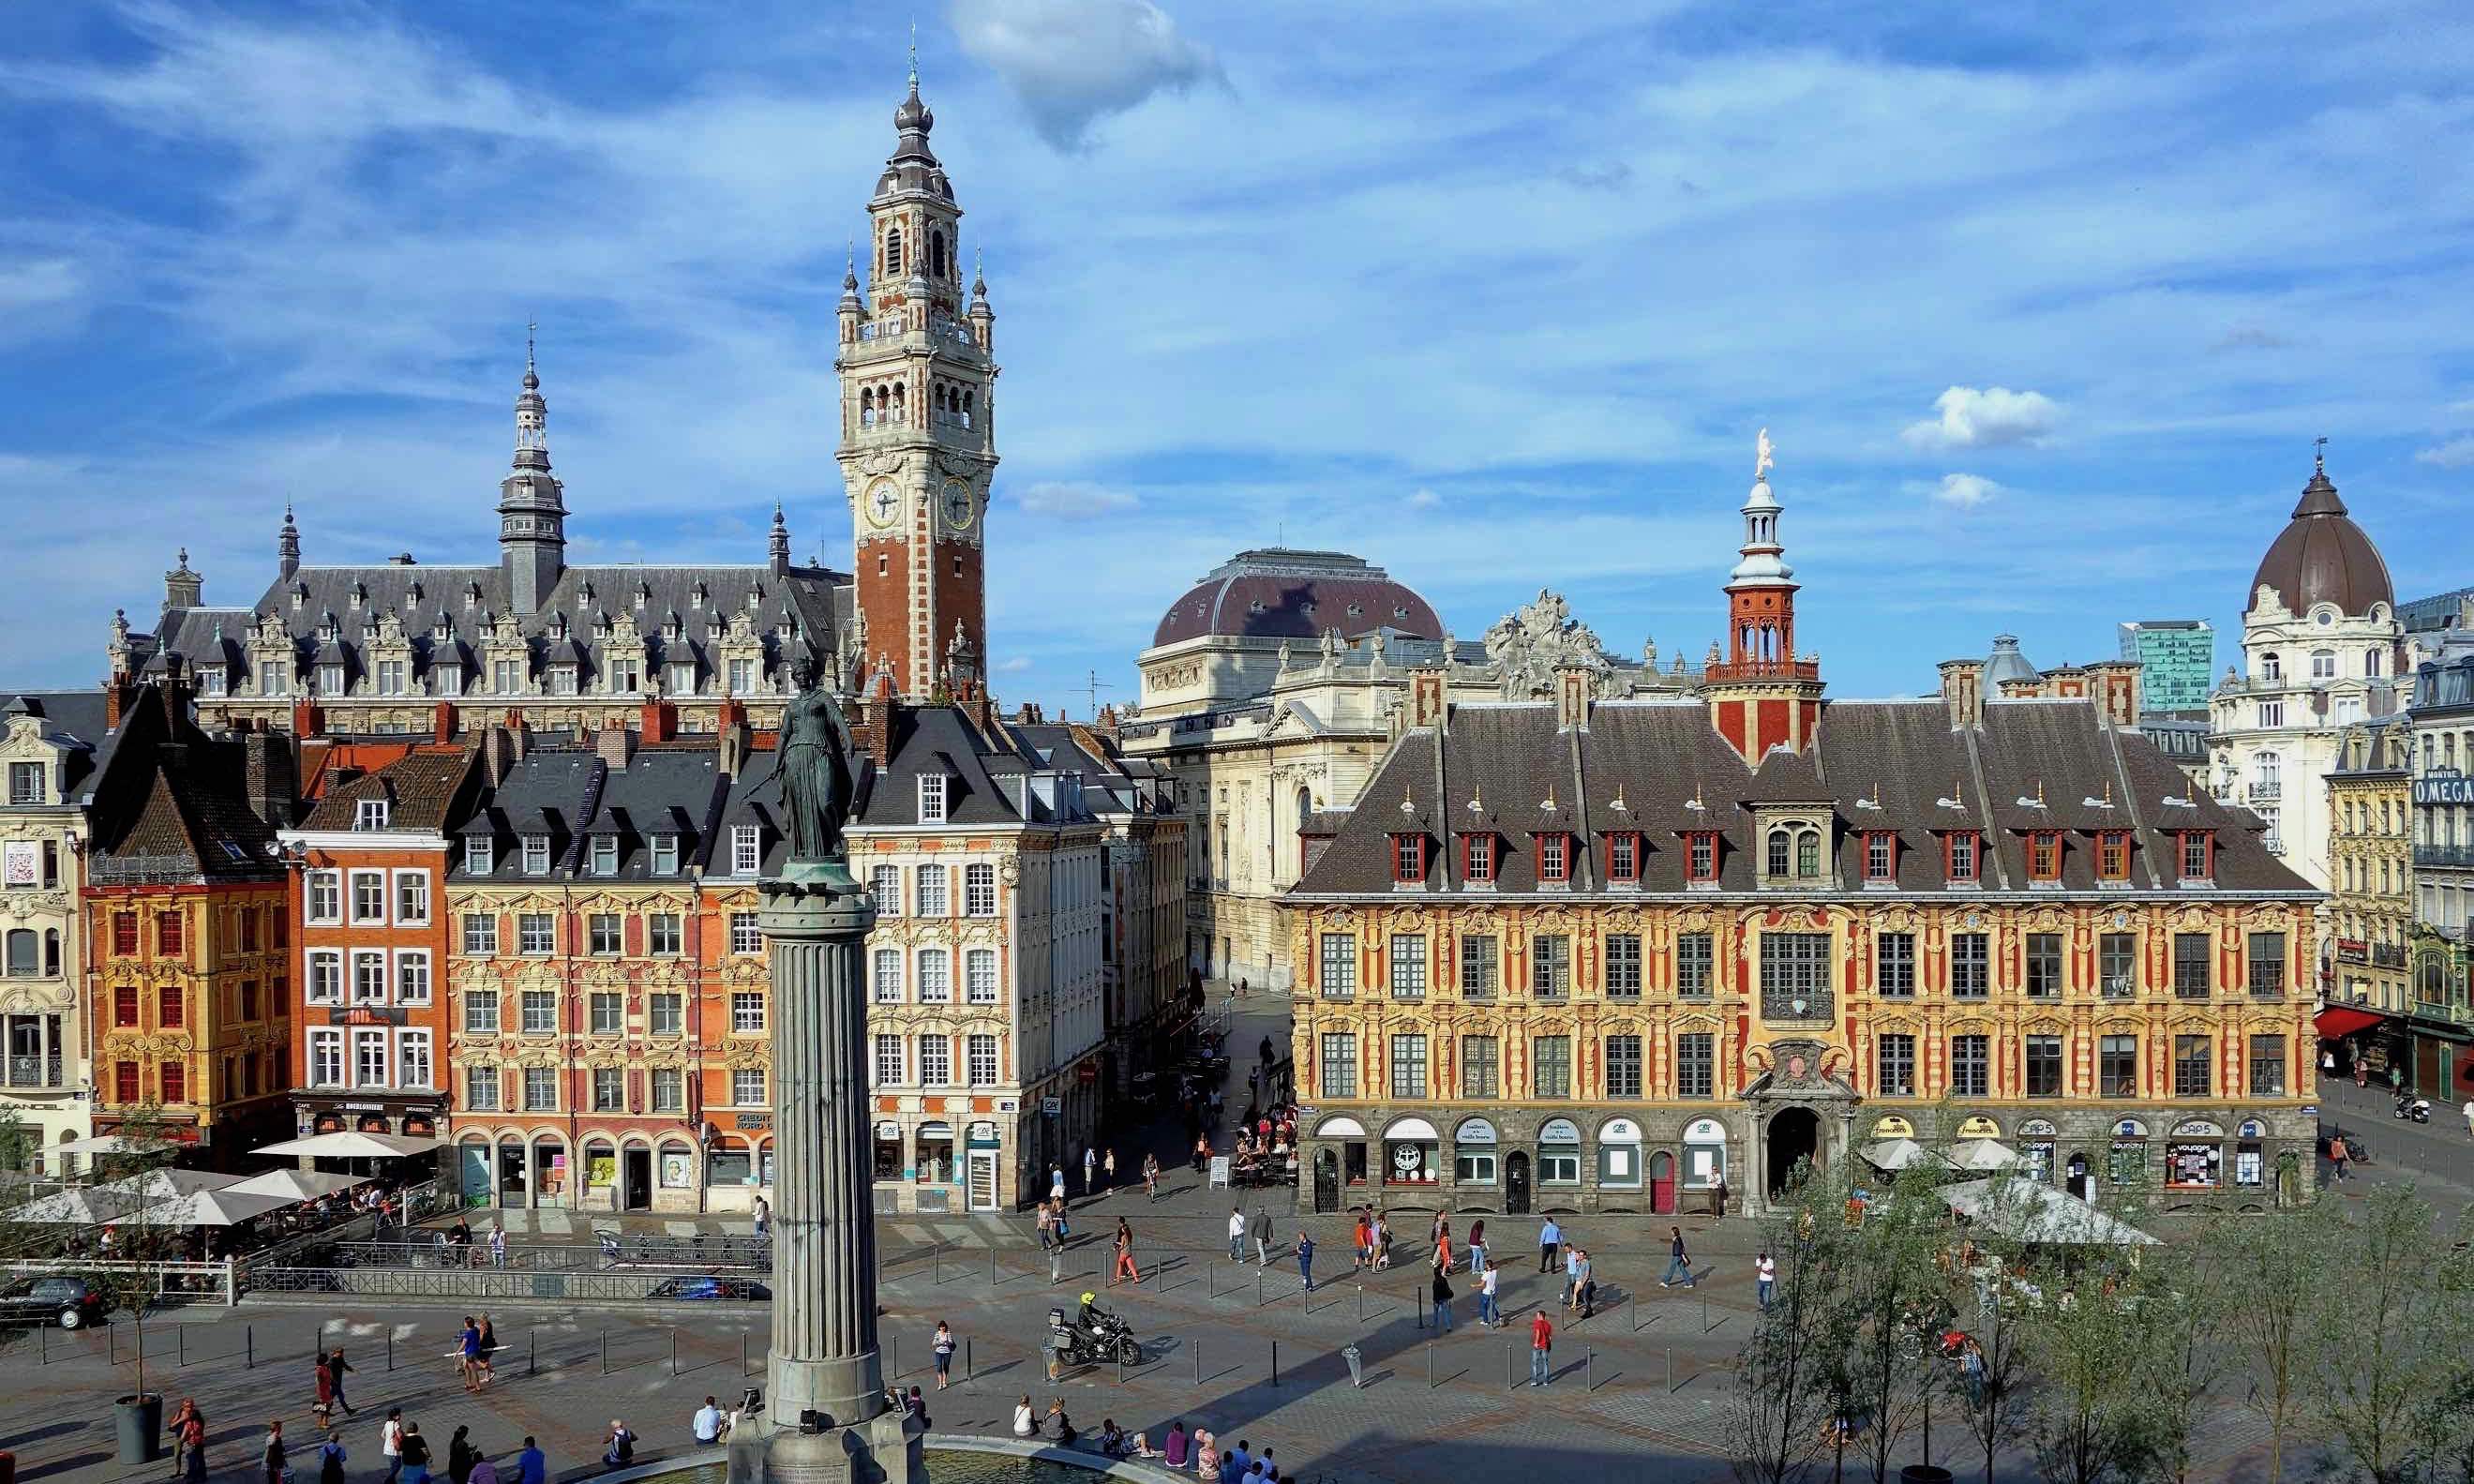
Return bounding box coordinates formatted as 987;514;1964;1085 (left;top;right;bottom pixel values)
1151;549;1443;649
2248;457;2392;619
1983;634;2037;687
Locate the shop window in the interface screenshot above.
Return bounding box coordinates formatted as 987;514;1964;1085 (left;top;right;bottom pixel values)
1532;1035;1571;1098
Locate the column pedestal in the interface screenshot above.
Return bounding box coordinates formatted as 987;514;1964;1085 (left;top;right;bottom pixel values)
758;870;884;1434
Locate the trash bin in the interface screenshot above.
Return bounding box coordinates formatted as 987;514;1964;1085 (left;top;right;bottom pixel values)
114;1394;162;1464
1342;1345;1363;1388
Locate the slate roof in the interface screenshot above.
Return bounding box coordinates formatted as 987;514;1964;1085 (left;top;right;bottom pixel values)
85;687;279;879
139;561;852;700
298;750;478;833
0;689;122;804
1293;696;2314;899
451;749;604;879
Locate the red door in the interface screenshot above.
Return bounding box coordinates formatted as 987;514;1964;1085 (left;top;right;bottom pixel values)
1649;1150;1675;1215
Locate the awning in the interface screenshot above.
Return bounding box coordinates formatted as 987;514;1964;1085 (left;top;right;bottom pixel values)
250;1132;443;1160
2315;1006;2387;1040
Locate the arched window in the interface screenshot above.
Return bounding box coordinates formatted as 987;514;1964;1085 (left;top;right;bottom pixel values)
931;231;948;278
1796;830;1821;877
2259;652;2282;682
43;929;59;978
961;390;974;428
892;383;906;423
861;387;876;426
3;930;32;977
2365;648;2384;677
885;227;904;277
2256;751;2281;788
2311;650;2336;680
1766;829;1792;878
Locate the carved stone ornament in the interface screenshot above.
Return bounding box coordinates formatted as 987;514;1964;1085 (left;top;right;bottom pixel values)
857;450;905;477
1483;590;1609;701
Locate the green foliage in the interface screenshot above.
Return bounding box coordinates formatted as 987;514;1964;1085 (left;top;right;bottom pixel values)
1732;1162;1864;1484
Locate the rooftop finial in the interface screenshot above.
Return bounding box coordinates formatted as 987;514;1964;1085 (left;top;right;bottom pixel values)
522;318;540;392
2315;434;2328;472
1754;427;1775;482
908;22;919;89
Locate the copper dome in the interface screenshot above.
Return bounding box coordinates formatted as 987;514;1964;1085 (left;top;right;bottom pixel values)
1151;548;1442;649
2247;458;2392;619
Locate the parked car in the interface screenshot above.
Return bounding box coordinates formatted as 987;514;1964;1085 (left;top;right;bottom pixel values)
646;1276;770;1302
0;1275;107;1328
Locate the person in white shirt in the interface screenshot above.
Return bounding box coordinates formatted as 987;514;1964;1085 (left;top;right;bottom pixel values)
1755;1251;1777;1311
1226;1207;1246;1262
1477;1260;1502;1327
380;1411;405;1484
2463;1099;2474;1139
1012;1396;1036;1437
691;1397;723;1444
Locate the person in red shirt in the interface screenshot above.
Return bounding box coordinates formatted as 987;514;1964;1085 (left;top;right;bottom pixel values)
1529;1311;1553;1387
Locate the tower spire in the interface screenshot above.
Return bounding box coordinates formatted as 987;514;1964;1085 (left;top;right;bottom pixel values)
908;22;919;90
499;333;566;613
277;502;301;582
770;501;791;576
1703;427;1822;760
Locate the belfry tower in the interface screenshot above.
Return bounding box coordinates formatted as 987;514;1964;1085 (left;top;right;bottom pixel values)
836;63;998;699
1704;429;1825;761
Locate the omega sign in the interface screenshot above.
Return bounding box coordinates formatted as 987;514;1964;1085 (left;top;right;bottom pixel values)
2415;777;2474;805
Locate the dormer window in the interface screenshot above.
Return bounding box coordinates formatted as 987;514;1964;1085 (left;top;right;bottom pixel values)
547;664;578;697
1863;832;1896;884
1946;831;1982;884
7;762;45;805
2178;830;2214;882
318;664;346;696
2028;831;2063;882
1537;832;1571;884
1461;832;1495;884
1685;831;1718;884
522;834;550;875
199;669;227;697
731;825;761;876
590;835;619;877
355;799;389;831
918;773;948;824
464;837;494;876
1390;834;1426;885
1605;832;1642;885
651;834;679;876
665;661;696;696
2097;830;2131;882
1766;829;1791;878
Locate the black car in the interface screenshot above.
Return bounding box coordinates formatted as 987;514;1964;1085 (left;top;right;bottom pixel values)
0;1275;107;1328
646;1276;769;1302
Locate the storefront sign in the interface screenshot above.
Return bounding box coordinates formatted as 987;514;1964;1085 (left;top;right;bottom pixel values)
1454;1117;1497;1145
1538;1117;1582;1145
2416;778;2474;805
2113;1118;2150;1137
2017;1118;2059;1137
1683;1117;1727;1144
1600;1118;1642;1144
1;842;38;887
2170;1118;2226;1139
2236;1119;2267;1139
733;1113;772;1132
1870;1115;1915;1138
1040;1097;1060;1117
1957;1116;2002;1139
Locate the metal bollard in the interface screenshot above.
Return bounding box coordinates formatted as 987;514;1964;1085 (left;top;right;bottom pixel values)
966;1337;973;1385
889;1337;897;1381
601;1330;608;1375
178;1325;187;1367
1666;1346;1673;1392
1256;1271;1263;1308
1506;1342;1513;1391
1193;1339;1201;1387
109;1320;115;1365
1269;1339;1278;1386
669;1329;678;1375
934;1245;941;1286
1631;1295;1638;1333
990;1249;997;1287
530;1329;538;1377
1588;1349;1595;1392
740;1333;747;1377
247;1325;253;1370
1702;1293;1709;1333
386;1330;395;1372
1427;1342;1434;1390
37;1322;45;1366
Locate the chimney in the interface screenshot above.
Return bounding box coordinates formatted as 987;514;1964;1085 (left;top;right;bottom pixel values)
718;697;747;734
1937;659;1983;727
865;671;897;767
293;697;325;738
595;723;637;772
483;726;513;786
102;676;133;731
2092;660;2142;729
431;702;457;744
1409;668;1447;730
1553;666;1592;731
640;699;677;744
242;727;298;829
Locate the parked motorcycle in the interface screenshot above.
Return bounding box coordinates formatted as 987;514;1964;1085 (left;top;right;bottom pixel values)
2394;1095;2432;1124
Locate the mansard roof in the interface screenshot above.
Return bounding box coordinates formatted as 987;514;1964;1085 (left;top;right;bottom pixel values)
1293;696;2312;899
297;749;478;834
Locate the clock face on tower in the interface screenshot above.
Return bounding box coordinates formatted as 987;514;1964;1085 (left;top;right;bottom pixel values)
943;480;974;532
866;479;900;529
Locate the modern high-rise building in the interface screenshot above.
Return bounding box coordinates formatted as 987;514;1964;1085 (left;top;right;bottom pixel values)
2119;620;2215;713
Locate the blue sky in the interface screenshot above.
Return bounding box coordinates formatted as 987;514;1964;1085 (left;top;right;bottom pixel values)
3;1;2471;713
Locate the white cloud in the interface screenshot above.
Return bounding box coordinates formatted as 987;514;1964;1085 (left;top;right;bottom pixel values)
1014;481;1139;517
2417;438;2474;469
997;654;1034;673
949;0;1220;150
1901;386;2062;451
1930;472;2003;508
1405;487;1441;509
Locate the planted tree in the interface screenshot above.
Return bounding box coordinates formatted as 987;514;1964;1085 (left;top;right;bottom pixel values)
1732;1162;1859;1484
1837;1157;1959;1484
2136;1220;2235;1484
2220;1195;2333;1484
1953;1177;2039;1484
78;1104;185;1407
2311;1186;2474;1483
2018;1242;2156;1484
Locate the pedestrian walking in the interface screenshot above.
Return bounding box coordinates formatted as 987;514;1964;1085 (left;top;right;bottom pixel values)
753;1195;771;1239
181;1411;208;1484
1053;1195;1071;1242
693;1396;725;1445
1432;1217;1452;1275
1477;1259;1502;1327
2463;1098;2473;1139
1227;1206;1246;1262
1051;1164;1067;1205
1661;1225;1696;1287
1529;1310;1553;1386
168;1399;200;1480
398;1424;431;1484
1103;1148;1117;1192
1296;1231;1315;1293
1562;1245;1582;1309
1537;1216;1562;1273
1466;1218;1487;1277
1110;1218;1142;1285
1431;1263;1455;1331
932;1322;955;1389
1192;1133;1211;1174
1083;1147;1096;1196
1351;1209;1372;1271
446;1427;475;1484
2322;1047;2336;1078
1037;1201;1057;1253
1251;1206;1274;1267
2328;1132;2352;1181
1713;1172;1730;1219
1372;1208;1391;1270
317;1432;346;1484
1756;1250;1777;1311
262;1420;287;1484
1143;1152;1161;1201
488;1224;507;1268
322;1346;356;1418
459;1315;483;1390
381;1410;405;1484
475;1315;498;1387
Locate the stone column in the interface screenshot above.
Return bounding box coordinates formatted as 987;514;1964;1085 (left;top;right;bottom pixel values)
760;876;883;1429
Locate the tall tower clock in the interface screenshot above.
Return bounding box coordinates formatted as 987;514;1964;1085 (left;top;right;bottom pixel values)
836;69;998;700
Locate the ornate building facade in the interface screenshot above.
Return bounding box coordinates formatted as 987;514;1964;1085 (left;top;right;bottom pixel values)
1122;549;1688;988
2326;719;2412;1015
1282;440;2321;1218
0;691;112;1166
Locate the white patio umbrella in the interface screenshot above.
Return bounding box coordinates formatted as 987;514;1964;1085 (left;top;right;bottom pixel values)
14;1185;148;1225
226;1168;368;1202
1862;1137;1957;1172
101;1169;244;1202
49;1134;142;1156
1949;1140;2023;1173
141;1188;296;1228
249;1132;442;1160
1940;1177;2159;1246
